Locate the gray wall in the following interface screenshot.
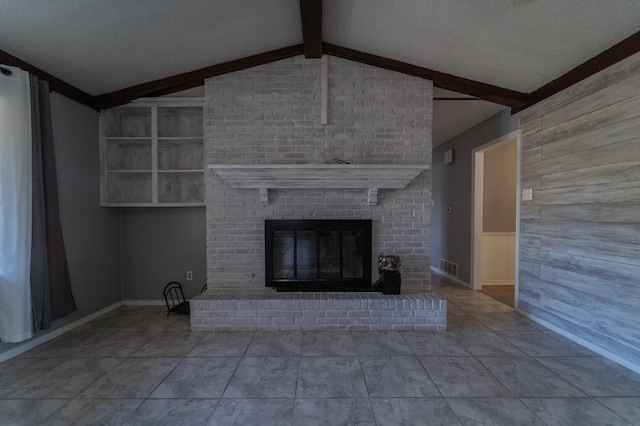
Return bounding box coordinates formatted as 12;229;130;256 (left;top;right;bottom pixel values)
120;207;206;300
54;92;208;305
519;51;640;367
483;141;517;232
50;93;122;325
432;110;519;283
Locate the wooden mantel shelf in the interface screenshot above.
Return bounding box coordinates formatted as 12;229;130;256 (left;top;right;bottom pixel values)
207;164;429;205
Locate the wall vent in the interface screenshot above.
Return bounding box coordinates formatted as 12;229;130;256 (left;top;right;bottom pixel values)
439;258;459;277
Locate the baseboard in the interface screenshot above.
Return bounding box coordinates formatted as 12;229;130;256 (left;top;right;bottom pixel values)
122;300;165;306
431;266;471;288
482;280;515;286
518;310;640;375
0;301;123;364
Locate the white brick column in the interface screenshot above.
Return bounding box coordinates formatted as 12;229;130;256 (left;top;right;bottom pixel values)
205;55;433;293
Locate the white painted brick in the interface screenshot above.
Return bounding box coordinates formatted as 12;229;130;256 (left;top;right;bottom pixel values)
391;310;415;318
205;56;432;292
391;325;415;331
365;325;389;331
369;310;392;318
347;310;371;318
258;310;281;318
346;325;369;331
235;310;258;318
191;291;446;331
300;325;326;331
224;318;249;326
337;318;360;325
236;325;262;331
315;318;338;325
212;310;235;318
414;325;439;331
403;318;427;325
359;317;383;325
414;309;438;318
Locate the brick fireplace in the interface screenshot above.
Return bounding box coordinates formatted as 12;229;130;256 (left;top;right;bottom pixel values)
191;55;445;330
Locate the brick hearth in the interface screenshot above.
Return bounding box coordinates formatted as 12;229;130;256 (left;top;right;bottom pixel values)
197;55;438;331
190;292;447;331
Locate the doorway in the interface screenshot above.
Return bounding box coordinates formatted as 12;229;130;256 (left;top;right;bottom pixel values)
471;131;520;308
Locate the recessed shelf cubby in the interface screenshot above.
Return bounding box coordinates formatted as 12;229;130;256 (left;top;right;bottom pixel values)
100;98;204;207
106;172;152;204
158;139;204;171
106;139;152;171
158;171;204;204
104;107;152;138
157;107;203;137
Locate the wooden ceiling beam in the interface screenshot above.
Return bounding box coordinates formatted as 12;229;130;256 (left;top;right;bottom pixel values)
92;45;305;109
7;28;639;114
0;48;94;107
299;0;323;58
521;30;640;112
323;43;530;109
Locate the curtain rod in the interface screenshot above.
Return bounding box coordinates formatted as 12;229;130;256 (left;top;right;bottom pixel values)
0;66;13;76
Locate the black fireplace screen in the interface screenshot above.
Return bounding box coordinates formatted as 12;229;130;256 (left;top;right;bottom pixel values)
265;220;372;291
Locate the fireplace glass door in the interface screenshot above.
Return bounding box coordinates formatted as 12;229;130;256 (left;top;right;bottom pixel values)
266;220;372;291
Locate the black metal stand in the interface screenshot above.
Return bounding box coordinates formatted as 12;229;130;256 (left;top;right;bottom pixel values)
163;281;190;316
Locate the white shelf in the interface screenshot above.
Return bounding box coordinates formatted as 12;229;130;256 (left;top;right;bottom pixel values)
208;164;429;205
105;137;152;141
100;98;205;207
158;169;204;173
107;170;152;174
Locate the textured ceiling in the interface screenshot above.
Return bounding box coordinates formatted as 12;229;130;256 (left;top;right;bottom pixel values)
432;89;507;146
0;0;301;94
325;0;640;93
1;0;639;96
0;0;637;144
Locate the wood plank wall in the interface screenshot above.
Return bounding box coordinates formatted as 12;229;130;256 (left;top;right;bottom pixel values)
518;52;640;367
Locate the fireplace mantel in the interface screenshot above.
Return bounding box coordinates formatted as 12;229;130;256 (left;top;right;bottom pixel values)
208;164;429;205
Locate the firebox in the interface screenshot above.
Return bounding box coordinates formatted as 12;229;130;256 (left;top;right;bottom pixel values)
265;220;372;291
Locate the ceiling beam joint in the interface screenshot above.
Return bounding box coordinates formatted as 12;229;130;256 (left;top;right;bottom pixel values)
322;43;530;109
517;30;640;113
0;48;94;108
92;45;305;109
299;0;323;58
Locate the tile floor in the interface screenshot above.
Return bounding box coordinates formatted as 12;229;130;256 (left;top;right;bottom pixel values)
479;284;515;308
1;277;640;425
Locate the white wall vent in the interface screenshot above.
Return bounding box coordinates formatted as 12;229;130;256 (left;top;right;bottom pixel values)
439;258;459;277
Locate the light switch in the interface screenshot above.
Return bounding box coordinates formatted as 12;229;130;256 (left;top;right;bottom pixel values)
522;188;533;201
444;149;454;164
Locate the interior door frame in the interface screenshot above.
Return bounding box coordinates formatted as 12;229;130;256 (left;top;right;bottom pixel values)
470;130;521;307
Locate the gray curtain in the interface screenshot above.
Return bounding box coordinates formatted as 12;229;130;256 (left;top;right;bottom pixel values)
30;76;77;331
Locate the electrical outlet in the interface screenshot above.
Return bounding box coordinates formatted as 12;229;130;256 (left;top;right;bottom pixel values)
522;188;533;201
186;271;193;281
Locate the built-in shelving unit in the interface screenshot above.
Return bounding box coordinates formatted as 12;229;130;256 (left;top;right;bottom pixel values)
208;164;429;205
100;98;204;207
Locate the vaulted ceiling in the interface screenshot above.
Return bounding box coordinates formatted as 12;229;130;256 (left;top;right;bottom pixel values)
1;0;639;142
